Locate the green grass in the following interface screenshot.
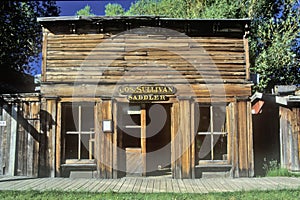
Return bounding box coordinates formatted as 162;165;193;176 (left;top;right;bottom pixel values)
1;189;300;200
266;168;300;177
263;160;300;178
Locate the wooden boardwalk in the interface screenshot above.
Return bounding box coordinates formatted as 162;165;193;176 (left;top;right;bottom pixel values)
0;176;300;193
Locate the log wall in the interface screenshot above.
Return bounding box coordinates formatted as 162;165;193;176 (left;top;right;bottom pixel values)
45;34;247;83
41;23;251;99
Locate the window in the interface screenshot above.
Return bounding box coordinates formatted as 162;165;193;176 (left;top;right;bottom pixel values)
196;105;227;162
62;103;95;161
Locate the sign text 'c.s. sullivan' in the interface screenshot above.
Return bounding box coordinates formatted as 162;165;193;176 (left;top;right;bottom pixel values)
118;86;176;101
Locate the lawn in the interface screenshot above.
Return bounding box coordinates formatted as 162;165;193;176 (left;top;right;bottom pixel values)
1;189;300;200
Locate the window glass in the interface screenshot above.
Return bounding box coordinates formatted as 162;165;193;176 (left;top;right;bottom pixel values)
62;103;95;161
196;104;227;162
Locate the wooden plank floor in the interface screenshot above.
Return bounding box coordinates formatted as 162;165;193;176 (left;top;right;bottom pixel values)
0;176;300;193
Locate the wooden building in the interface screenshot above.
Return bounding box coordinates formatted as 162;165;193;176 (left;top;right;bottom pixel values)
1;16;254;179
252;87;300;173
0;93;40;177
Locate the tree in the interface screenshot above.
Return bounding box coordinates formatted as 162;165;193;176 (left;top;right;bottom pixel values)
105;0;209;18
105;3;125;16
0;1;60;74
76;5;95;16
200;0;248;18
249;0;300;91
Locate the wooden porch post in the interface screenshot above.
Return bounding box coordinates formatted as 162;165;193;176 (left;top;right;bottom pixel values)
112;100;118;178
98;98;113;178
55;102;61;177
178;97;193;179
47;99;57;178
171;102;180;178
236;100;254;177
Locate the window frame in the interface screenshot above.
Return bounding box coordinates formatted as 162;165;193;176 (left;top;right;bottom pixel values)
63;103;95;162
197;105;228;162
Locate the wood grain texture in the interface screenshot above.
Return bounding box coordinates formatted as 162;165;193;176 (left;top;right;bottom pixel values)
44;33;249;87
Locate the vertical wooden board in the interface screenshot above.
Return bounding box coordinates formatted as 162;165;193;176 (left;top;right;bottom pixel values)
95;101;102;176
237;101;248;177
292;108;300;170
55;102;61;177
9;105;18;176
3;105;11;175
39;98;48;177
231;102;239;177
17;104;25;175
116;103;125;177
171;104;175;177
112;101;118;178
288;107;292;169
190;102;195;179
33;102;40;177
141;104;146;176
171;102;180;178
47;100;56;177
99;101;105;177
51;100;57;177
101;100;113;178
46;100;51;176
280;107;288;168
107;101;113;178
247;101;254;177
284;107;289;168
226;104;232;164
179;99;191;178
26;103;34;177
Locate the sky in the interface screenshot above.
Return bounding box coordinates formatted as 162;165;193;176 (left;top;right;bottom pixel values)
56;0;135;16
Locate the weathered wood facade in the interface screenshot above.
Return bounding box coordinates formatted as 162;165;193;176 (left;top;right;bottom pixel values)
252;90;300;173
3;16;253;179
0;94;40;177
279;105;300;171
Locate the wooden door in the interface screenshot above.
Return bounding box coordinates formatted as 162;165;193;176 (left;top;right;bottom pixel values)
120;104;146;176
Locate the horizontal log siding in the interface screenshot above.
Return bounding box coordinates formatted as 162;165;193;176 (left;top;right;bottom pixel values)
45;34;247;85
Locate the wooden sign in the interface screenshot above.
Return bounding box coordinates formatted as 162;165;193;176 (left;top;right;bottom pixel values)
0;121;6;126
119;85;176;101
119;86;176;95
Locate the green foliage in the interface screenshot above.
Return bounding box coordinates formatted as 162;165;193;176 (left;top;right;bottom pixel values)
126;0;188;18
0;1;60;74
105;3;125;16
200;0;248;18
249;0;300;92
105;0;210;18
263;159;300;177
267;168;291;177
76;5;95;16
104;0;248;19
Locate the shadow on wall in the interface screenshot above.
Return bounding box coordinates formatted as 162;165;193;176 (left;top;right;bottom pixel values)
39;109;56;177
253;101;280;176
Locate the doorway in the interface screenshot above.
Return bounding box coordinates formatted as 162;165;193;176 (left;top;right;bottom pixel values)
117;103;171;177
